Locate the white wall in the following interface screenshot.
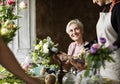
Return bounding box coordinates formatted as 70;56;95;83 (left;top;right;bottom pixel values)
8;0;36;64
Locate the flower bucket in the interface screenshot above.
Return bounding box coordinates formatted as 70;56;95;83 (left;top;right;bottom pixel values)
33;66;42;76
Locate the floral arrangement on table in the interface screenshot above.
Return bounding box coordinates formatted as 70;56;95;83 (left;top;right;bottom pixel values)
0;0;27;43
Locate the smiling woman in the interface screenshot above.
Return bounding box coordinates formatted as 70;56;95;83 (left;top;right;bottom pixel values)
66;19;87;57
59;19;88;84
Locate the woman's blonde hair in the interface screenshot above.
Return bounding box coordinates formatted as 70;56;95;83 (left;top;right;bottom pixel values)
66;19;84;34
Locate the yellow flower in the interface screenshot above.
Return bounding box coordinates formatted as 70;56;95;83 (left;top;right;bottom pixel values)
1;28;9;35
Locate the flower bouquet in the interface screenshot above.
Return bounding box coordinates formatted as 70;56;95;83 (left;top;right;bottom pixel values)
74;37;115;84
32;36;59;64
31;36;60;76
84;37;115;77
81;37;115;84
0;0;27;43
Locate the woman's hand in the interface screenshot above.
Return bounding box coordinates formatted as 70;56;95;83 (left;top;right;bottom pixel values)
68;56;86;71
58;51;69;61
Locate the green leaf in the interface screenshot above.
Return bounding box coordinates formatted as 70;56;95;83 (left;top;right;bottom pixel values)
84;68;90;77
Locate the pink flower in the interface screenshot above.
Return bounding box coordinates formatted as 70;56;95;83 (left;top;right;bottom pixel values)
0;1;4;6
92;43;100;49
7;0;15;5
19;1;27;9
90;43;100;54
90;46;97;54
23;64;30;70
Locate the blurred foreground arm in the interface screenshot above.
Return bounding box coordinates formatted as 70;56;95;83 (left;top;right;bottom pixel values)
0;37;42;84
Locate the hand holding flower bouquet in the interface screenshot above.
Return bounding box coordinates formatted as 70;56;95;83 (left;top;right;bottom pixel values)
0;0;27;43
84;37;115;77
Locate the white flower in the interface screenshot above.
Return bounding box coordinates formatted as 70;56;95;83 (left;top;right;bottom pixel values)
1;28;9;35
43;48;49;54
47;36;52;43
39;40;42;45
24;56;33;64
43;43;49;53
19;1;27;9
35;45;40;50
51;47;58;53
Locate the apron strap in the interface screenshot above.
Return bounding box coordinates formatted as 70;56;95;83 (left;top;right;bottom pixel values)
71;44;76;56
109;0;120;12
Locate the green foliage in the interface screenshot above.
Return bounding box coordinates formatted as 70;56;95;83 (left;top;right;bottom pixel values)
0;0;25;43
84;43;115;77
0;65;25;84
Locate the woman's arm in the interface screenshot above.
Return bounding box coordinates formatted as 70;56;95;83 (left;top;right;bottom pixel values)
0;37;42;84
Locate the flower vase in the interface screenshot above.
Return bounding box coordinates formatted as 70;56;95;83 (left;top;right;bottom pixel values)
90;69;103;84
62;72;76;84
